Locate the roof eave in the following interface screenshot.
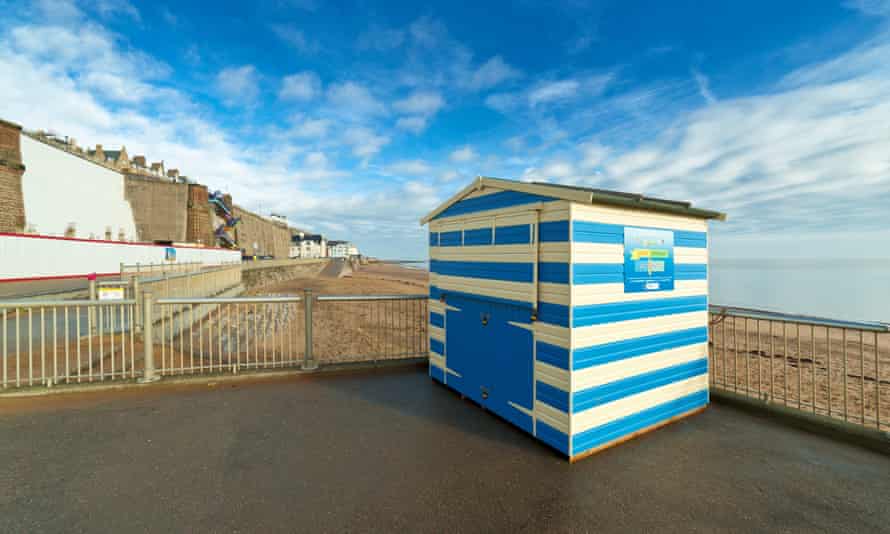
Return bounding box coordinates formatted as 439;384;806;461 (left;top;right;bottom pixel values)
419;176;727;225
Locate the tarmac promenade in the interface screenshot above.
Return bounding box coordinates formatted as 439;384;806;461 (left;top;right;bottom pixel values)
1;365;889;533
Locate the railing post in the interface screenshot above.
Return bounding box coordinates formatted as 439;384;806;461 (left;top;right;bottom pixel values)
132;277;142;334
88;274;98;336
139;292;159;383
302;288;317;370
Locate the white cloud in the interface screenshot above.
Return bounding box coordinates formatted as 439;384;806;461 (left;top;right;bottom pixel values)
279;71;321;101
161;7;178;26
343;126;390;158
440;170;461;182
504;135;525;152
33;0;82;22
388;159;432;176
525;160;575;180
327;81;386;116
692;69;716;105
408;16;449;48
484;92;521;112
395;116;428;133
393;91;444;115
579;142;610;169
468;55;521;90
449;145;478;163
93;0;140;21
289;117;330;138
588;45;890;235
393;91;444;133
271;24;318;54
844;0;890;16
529;79;580;106
216;65;259;106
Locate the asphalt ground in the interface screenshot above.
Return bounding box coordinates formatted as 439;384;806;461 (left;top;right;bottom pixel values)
1;366;889;533
0;277;91;299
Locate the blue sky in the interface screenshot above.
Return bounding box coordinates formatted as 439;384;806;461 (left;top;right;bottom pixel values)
2;0;889;259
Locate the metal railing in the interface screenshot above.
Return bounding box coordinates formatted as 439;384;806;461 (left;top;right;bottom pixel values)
709;305;889;432
0;290;428;388
139;264;242;302
1;299;140;387
120;261;206;277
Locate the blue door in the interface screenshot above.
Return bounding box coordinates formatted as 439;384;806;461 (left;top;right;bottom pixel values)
444;294;535;434
485;301;534;434
444;295;488;404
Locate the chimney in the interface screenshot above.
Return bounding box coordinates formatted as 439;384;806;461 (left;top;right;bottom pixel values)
68;138;77;150
150;161;164;174
133;155;146;168
94;144;105;161
167;168;180;179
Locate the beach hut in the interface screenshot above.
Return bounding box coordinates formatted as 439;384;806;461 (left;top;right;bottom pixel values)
420;177;725;461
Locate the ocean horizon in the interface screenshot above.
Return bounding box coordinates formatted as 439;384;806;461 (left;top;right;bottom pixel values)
408;258;889;323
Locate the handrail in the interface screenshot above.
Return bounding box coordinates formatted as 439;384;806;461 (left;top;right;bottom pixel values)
157;296;302;305
709;304;890;333
316;294;427;302
0;299;137;308
137;263;240;285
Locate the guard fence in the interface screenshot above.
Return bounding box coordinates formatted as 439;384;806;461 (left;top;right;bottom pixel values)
708;305;889;432
119;260;241;277
0;291;428;387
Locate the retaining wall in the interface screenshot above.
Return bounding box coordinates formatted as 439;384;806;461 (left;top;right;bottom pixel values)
0;120;26;234
242;259;329;290
233;206;291;259
124;175;188;243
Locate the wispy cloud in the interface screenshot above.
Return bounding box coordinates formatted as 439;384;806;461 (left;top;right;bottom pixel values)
279;71;321;101
467;55;522;90
393;91;444;133
93;0;140;21
216;65;259;106
529;79;580;106
271;24;319;54
343;126;390;157
692;68;716;104
388;159;432;176
844;0;890;16
326;81;387;117
449;145;478;163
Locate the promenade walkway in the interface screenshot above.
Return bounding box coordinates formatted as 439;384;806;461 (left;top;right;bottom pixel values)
1;365;888;533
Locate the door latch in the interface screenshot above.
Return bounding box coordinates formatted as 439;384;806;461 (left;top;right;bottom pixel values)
480;312;489;326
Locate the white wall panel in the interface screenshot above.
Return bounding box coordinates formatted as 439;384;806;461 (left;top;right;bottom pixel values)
0;234;240;281
573;203;707;232
20;136;138;240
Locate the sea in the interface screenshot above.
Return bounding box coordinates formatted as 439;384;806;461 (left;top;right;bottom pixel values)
406;259;890;324
710;259;890;324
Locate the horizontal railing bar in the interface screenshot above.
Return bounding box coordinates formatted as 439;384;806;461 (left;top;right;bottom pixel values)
137;264;240;284
0;299;137;308
156;296;302;305
316;294;427;302
710;304;890;332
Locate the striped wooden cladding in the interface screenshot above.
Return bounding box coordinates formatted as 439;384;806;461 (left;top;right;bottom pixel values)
425;186;711;460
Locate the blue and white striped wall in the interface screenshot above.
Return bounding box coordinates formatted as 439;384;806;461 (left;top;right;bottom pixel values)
426;186;710;460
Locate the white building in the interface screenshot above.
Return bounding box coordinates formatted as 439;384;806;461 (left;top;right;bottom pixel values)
290;233;326;258
327;240;358;258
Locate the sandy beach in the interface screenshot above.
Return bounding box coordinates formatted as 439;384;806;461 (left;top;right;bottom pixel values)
252;260;428;296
